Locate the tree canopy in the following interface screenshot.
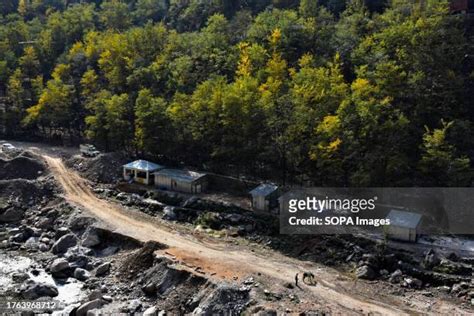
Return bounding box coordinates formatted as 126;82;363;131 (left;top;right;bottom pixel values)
1;0;473;186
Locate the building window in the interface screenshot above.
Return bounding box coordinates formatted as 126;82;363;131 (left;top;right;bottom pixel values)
137;171;147;179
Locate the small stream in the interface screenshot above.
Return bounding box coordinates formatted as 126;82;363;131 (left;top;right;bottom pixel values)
0;252;85;307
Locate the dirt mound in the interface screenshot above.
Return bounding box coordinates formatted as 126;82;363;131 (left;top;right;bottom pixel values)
0;179;54;202
141;257;209;313
66;152;127;183
0;154;46;180
0;179;55;222
194;284;249;315
120;241;166;278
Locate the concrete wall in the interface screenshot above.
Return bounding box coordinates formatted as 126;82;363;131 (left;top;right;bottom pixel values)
387;225;417;242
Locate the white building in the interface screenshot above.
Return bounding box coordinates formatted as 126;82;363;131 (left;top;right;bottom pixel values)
154;169;207;193
385;209;423;242
249;183;279;212
123;160;165;185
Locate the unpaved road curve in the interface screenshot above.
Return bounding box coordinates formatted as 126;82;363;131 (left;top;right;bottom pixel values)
42;154;467;315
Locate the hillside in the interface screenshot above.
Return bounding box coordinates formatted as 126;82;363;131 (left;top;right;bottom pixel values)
1;0;473;186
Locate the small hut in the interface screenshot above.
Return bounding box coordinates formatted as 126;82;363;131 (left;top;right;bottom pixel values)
250;183;279;212
385;210;423;242
154;169;207;193
123;160;165;185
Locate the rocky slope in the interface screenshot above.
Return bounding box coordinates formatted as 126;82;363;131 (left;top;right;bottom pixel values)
1;149;473;315
0;151;253;315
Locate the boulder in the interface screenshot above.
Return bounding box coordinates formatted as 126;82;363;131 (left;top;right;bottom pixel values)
51;234;78;254
39;243;49;252
423;249;440;269
143;306;159;316
227;214;243;224
76;299;103;316
0;208;24;223
69;216;96;231
361;254;379;268
25;237;40;250
451;282;470;294
142;282;156;295
402;277;423;289
12;272;30;283
10;232;28;243
163;206;177;221
101;246;119;256
36;217;54;229
50;258;71;278
64;246;92;268
74;268;91;281
88;290;103;300
95;262;111;277
398;261;469;286
55;227;70;238
389;269;403;284
20;280;58;299
193;285;249;315
127;299;142;313
434;259;472;276
356;265;376;280
82;228;101;247
447;252;460;262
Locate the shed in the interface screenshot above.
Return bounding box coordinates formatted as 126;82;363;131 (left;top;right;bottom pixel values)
385;210;423;242
123;160;165;185
250;183;279;211
154;169;207;193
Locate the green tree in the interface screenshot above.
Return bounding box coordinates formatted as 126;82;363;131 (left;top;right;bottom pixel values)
5;69;28;135
18;0;32;18
85;90;111;150
101;0;132;31
133;0;169;24
336;77;410;186
19;46;40;78
0;0;19;16
419;121;472;186
299;0;319;18
288;54;349;181
104;93;133;149
23;76;75;136
134;89;170;154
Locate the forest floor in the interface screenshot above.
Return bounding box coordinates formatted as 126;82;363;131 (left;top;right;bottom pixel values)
2;140;473;315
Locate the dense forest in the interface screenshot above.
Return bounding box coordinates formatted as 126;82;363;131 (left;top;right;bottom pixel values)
0;0;473;186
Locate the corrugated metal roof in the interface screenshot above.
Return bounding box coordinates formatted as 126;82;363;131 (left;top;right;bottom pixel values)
123;160;165;172
386;210;422;229
250;183;278;197
154;168;206;183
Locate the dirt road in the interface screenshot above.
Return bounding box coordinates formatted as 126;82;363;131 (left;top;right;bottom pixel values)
42;154;467;315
